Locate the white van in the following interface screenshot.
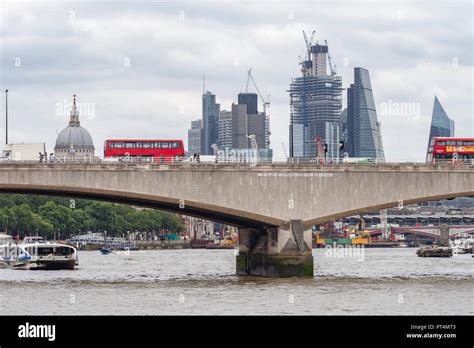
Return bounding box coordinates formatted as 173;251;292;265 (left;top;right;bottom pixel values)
186;155;217;163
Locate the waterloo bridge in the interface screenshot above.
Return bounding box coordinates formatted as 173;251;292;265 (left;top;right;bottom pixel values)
0;162;472;277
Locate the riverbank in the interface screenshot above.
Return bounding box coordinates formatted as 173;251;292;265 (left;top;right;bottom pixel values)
79;240;192;250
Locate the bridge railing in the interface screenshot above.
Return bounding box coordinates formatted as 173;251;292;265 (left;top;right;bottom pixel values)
0;156;473;166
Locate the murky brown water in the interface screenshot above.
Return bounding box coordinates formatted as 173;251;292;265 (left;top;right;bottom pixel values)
0;248;472;315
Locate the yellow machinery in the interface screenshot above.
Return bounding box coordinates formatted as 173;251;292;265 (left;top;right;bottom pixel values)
222;226;236;246
314;218;371;246
348;218;371;244
314;232;325;246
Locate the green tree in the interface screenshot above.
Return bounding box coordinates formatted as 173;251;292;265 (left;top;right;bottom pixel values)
6;204;35;234
38;201;75;237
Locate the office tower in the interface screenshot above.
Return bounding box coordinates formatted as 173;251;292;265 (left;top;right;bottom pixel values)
346;67;385;160
325;121;340;159
202;91;220;155
426;96;455;162
231;103;248;149
218;110;232;149
238;93;258;115
188;119;202;155
248;113;266;149
264;113;270;149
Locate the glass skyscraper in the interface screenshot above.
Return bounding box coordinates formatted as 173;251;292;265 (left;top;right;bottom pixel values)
426;96;455;162
202;91;220;155
346;67;385;160
188;119;202;155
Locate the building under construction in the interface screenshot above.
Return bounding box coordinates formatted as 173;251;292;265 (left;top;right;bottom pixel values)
289;32;343;159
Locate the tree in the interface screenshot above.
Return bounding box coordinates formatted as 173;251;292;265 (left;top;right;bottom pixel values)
6;204;35;235
0;208;9;232
38;201;75;237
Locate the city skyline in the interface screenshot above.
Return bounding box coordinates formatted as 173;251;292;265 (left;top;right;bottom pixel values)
0;0;472;161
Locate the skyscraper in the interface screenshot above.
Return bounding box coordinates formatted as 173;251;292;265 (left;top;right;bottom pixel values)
346;67;385;160
188;119;202;155
231;103;248;149
248;113;266;149
202;91;220;155
218;110;232;149
289;39;343;158
426;96;455;162
238;93;258;115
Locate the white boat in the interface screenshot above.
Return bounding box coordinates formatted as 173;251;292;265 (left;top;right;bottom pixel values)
22;237;78;270
0;243;32;270
449;235;474;255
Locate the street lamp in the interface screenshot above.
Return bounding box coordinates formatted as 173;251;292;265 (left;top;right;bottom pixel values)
5;89;8;145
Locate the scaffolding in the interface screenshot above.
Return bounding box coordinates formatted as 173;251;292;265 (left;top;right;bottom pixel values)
289;74;343;158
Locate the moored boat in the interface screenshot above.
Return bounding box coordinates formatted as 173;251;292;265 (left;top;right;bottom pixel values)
416;245;452;258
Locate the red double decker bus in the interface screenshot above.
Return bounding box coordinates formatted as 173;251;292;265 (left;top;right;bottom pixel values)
104;139;185;163
432;137;474;164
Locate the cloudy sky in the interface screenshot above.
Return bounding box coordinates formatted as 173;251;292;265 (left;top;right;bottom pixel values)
0;0;472;161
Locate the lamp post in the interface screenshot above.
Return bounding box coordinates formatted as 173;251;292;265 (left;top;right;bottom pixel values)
5;89;8;145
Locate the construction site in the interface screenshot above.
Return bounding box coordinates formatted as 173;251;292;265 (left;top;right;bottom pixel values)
289;31;343;159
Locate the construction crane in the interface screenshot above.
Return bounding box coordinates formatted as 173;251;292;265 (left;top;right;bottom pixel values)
247;134;259;151
325;40;336;76
281;142;288;161
245;68;270;115
303;30;316;60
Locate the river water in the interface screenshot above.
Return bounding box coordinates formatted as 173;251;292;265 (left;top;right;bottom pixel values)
0;248;472;315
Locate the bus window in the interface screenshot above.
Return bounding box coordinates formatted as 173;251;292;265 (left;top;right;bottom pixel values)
154;142;162;148
125;142;135;148
446;141;456;146
162;143;169;148
436;141;445;146
143;142;151;149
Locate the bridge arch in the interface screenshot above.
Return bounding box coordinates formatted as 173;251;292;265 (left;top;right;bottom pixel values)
302;191;474;229
0;184;283;229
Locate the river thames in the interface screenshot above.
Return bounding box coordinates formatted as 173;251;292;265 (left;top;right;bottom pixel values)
1;248;472;315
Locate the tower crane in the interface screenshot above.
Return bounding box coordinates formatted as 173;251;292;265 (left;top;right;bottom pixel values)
281;142;288;161
247;134;259;151
325;40;336;76
303;30;316;60
245;68;270;115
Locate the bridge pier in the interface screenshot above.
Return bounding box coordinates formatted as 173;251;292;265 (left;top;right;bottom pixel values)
236;220;313;277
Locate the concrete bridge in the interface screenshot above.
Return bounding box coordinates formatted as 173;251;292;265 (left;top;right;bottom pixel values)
368;226;474;239
0;162;472;277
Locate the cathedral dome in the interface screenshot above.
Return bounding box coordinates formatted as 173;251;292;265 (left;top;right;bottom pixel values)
54;95;96;160
55;125;95;150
